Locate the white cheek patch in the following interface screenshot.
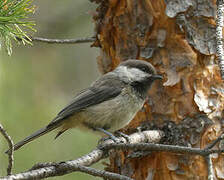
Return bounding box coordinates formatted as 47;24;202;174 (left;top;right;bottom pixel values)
116;66;149;82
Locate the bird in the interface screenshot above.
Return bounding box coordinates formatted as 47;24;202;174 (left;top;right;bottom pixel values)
9;59;162;152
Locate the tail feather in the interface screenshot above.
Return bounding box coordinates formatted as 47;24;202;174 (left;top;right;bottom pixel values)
54;129;68;139
6;123;61;153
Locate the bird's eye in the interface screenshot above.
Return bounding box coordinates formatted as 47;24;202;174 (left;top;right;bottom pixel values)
141;67;147;72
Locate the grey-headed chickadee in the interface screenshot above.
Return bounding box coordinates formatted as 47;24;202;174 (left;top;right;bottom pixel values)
10;59;162;152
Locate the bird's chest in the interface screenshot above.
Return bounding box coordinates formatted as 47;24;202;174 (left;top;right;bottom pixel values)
109;88;145;131
77;87;145;132
88;86;145;132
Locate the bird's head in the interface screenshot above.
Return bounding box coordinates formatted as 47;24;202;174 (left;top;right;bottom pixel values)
114;59;163;96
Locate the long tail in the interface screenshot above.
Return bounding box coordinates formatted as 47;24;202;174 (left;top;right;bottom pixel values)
6;122;61;153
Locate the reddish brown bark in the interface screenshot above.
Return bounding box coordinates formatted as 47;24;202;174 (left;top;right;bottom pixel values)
92;0;224;179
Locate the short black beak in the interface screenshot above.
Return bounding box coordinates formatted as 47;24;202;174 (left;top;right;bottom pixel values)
151;74;163;80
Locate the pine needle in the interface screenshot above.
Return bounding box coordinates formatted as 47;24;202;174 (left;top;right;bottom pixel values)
0;0;36;55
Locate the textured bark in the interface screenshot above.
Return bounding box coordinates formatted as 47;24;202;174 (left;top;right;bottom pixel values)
91;0;224;179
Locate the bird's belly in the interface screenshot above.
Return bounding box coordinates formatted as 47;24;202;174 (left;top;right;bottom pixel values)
79;91;145;132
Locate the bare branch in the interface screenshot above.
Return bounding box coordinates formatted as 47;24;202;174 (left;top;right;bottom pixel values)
0;124;14;175
30;164;133;180
1;129;223;180
101;143;224;156
31;37;96;44
27;161;133;180
1;130;163;180
216;0;224;79
64;165;133;180
206;154;215;180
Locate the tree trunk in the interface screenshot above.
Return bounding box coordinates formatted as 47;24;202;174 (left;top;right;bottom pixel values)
91;0;224;179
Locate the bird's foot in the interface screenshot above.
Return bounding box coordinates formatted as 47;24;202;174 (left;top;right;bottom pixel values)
114;131;131;143
97;136;123;150
96;128;125;149
97;136;121;144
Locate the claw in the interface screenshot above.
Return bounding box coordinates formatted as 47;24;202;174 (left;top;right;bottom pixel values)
115;131;131;143
96;128;124;147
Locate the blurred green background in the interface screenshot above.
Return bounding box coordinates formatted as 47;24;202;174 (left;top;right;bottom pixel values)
0;1;105;179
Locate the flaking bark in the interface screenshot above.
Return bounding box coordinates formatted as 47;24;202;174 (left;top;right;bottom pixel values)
91;0;224;179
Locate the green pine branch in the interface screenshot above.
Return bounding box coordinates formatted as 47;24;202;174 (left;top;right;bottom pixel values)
0;0;36;55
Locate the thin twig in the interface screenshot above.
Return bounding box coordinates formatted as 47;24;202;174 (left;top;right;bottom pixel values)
216;0;224;79
30;164;133;180
205;134;224;150
0;124;14;175
1;130;163;180
31;36;96;44
101;143;224;156
206;154;215;180
66;165;133;180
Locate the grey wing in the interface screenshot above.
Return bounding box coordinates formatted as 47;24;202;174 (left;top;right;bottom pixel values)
47;73;124;127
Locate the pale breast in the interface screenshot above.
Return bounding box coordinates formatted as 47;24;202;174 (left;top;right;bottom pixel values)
79;86;145;132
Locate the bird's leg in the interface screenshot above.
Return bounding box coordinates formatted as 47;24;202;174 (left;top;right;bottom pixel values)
95;127;127;148
95;127;119;142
